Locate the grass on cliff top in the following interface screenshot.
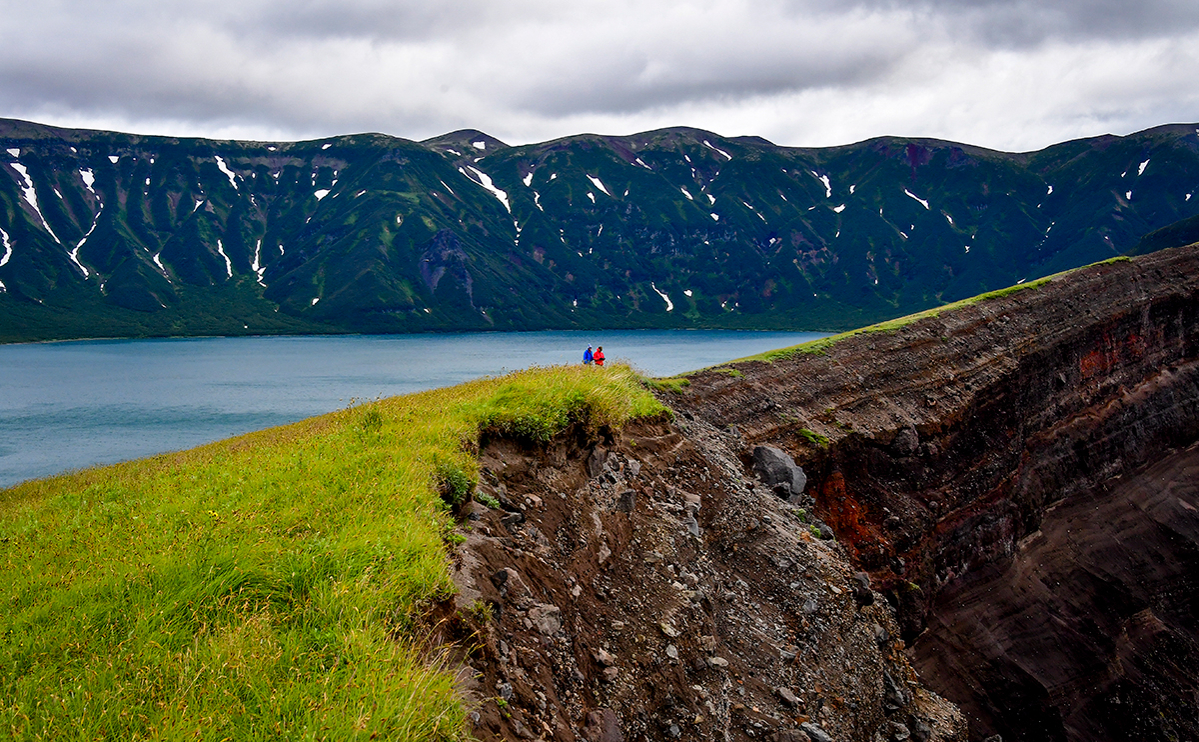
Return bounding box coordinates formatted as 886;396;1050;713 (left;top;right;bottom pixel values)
736;256;1132;363
0;364;662;742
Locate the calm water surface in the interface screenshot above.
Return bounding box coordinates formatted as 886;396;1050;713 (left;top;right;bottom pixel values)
0;330;825;488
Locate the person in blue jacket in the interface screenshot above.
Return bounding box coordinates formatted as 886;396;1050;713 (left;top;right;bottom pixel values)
583;345;594;365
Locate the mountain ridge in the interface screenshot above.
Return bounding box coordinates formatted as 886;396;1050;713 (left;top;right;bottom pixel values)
2;117;1197;342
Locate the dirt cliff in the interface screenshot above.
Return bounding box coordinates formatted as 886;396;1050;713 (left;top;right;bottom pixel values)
447;417;964;742
446;244;1199;741
663;245;1199;741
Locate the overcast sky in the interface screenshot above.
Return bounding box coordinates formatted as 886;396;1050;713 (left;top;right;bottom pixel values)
1;0;1198;152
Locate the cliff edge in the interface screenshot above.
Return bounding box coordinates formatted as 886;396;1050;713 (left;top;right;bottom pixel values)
667;244;1199;741
447;244;1199;741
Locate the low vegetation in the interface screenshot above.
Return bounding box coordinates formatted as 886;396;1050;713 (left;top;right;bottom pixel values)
0;364;663;741
738;257;1131;363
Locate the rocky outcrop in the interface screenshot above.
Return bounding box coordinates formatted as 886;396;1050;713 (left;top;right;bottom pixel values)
449;419;964;741
663;244;1199;741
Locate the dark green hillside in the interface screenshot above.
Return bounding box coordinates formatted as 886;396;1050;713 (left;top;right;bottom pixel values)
2;119;1197;341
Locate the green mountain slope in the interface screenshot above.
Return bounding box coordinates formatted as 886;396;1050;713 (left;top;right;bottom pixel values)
2;119;1197;341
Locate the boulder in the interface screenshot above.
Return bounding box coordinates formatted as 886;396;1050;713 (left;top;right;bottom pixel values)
528;603;562;635
753;445;807;497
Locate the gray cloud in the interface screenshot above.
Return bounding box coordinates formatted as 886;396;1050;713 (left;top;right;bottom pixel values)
0;0;1196;151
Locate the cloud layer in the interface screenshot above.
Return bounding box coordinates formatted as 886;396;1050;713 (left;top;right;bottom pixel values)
1;0;1197;151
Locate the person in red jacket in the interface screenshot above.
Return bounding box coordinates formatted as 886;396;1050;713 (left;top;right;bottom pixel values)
593;346;605;367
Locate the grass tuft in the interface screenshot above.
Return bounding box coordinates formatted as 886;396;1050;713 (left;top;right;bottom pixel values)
0;363;662;741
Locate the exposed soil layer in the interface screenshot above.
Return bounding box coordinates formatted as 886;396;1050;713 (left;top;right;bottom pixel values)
660;244;1199;741
449;418;964;742
912;442;1199;741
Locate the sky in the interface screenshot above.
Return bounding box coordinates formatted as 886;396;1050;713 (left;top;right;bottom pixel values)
1;0;1198;153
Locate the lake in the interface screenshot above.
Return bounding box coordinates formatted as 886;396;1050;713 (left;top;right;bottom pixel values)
0;329;825;488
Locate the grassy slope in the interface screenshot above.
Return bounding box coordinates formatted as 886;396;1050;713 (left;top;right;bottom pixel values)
730;257;1131;363
0;365;663;741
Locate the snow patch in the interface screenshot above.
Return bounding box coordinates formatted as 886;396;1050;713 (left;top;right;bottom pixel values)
904;189;930;209
811;171;831;198
251;239;266;286
533;191;543;211
944;213;954;225
472;141;486;150
311;297;320;305
0;226;11;266
216;239;233;279
322;143;332;150
680;187;693;200
684;289;693;297
11;162;62;244
1047;185;1054;195
635;157;652;170
550;173;557;180
1126;190;1132;200
586;174;610;196
650;282;674;311
108;155;119;164
707;193;716;205
1188;193;1193;202
710;213;720;221
314;189;330;200
193;199;204;213
522;172;533;187
965;245;970;253
214;156;238;190
438;179;455;195
69;213;100;278
850;184;856;194
152;253;169;279
459;166;511;213
834;204;846;213
587;192;595;203
1138;159;1149;176
5;148;18;158
703;140;732;160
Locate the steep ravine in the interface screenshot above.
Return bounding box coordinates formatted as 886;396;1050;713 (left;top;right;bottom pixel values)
664;244;1199;741
446;244;1199;741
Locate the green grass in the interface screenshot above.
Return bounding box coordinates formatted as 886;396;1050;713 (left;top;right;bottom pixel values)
735;257;1132;363
798;428;830;448
642;376;691;393
0;364;663;741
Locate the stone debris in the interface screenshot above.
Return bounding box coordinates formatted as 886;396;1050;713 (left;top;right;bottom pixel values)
448;416;964;741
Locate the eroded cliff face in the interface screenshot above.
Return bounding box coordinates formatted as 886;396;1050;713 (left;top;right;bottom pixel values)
447;418;964;742
664;245;1199;741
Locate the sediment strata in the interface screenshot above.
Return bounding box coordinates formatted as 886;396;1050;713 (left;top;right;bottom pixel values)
666;244;1199;741
451;244;1199;741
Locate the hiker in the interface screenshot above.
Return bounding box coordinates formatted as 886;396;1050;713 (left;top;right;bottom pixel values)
583;345;594;365
593;346;605;367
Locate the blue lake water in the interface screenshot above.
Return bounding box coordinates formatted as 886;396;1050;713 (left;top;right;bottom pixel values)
0;330;824;488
